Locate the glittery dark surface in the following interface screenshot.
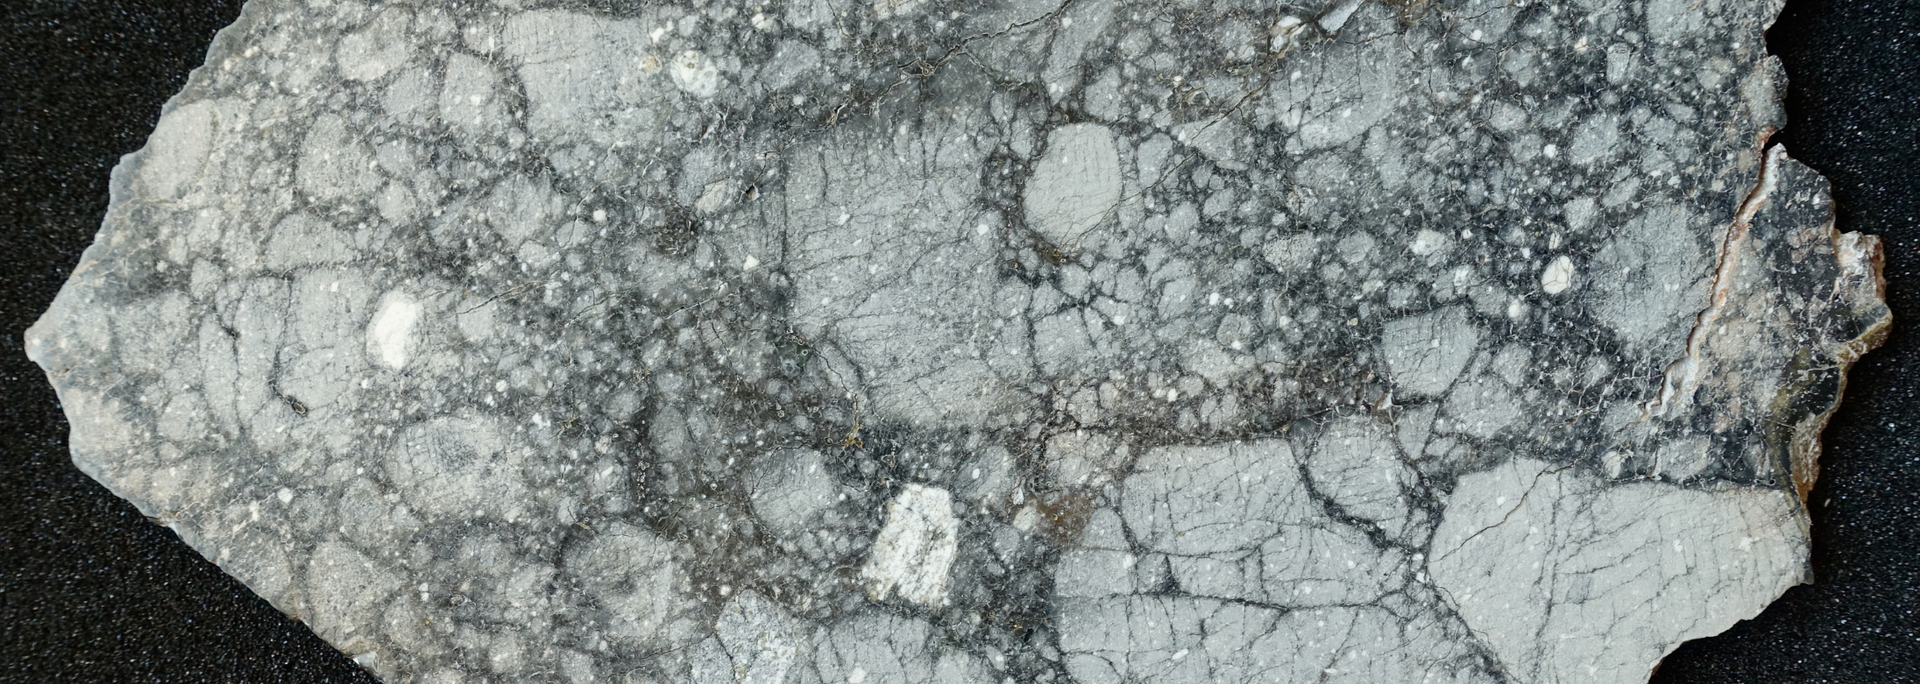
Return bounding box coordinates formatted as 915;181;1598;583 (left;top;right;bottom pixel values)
0;0;1911;682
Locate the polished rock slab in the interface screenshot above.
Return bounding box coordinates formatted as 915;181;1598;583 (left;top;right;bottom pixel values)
26;0;1890;682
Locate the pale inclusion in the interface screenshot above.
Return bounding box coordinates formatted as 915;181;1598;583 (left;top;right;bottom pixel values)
1541;254;1577;295
859;484;959;606
365;290;421;370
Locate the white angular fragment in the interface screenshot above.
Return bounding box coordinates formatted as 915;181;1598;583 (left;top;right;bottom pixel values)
366;290;422;370
1541;254;1576;294
1317;0;1366;33
860;484;958;606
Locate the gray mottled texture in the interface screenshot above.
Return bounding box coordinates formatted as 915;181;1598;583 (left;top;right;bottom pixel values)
25;0;1892;682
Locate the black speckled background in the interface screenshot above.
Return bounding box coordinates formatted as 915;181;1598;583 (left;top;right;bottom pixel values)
0;0;1912;681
